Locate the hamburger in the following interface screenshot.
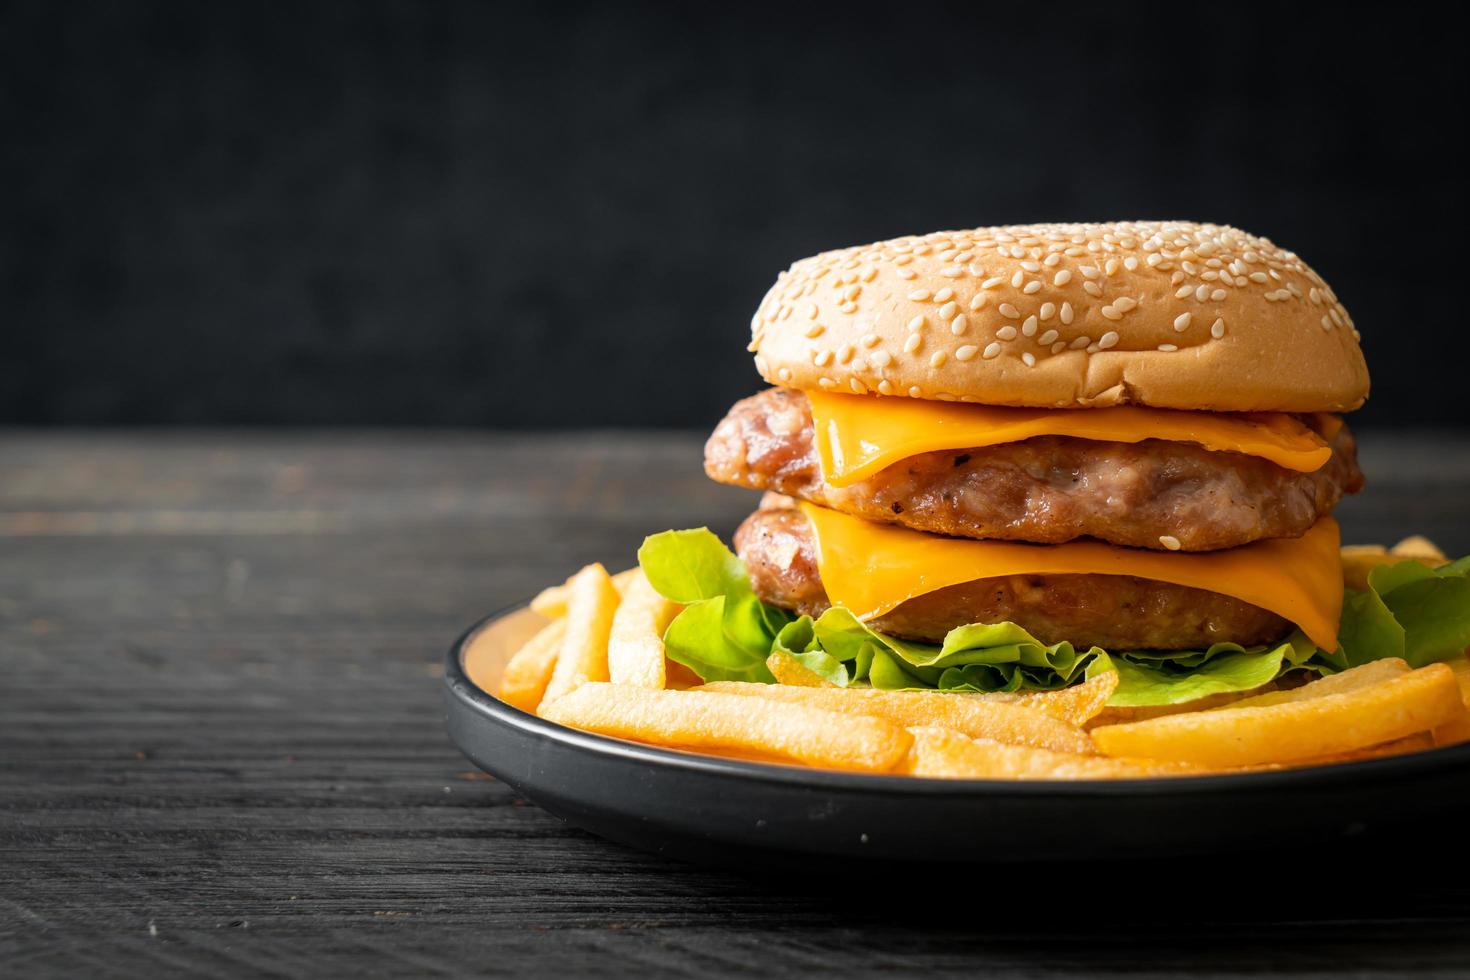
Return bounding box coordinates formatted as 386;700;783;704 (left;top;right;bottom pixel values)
631;222;1462;706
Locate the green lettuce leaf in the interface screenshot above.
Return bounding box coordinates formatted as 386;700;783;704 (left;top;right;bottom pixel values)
638;529;1470;707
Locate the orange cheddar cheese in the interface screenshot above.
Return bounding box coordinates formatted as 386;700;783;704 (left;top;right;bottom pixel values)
801;502;1344;651
807;391;1333;488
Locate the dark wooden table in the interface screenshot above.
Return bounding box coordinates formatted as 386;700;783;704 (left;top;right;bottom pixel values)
4;429;1470;978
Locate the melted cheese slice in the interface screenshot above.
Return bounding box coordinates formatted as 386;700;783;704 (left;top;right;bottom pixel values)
807;391;1333;487
801;503;1344;651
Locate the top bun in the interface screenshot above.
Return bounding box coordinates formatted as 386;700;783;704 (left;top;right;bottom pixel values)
749;221;1369;412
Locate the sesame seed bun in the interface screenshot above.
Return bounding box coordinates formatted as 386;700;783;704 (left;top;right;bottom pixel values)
749;221;1370;412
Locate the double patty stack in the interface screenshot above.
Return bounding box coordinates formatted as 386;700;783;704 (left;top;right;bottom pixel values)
703;222;1369;653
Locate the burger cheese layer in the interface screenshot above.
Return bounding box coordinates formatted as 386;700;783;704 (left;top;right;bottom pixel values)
800;502;1342;651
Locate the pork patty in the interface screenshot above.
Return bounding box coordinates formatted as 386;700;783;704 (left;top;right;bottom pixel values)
735;505;1293;650
706;387;1362;551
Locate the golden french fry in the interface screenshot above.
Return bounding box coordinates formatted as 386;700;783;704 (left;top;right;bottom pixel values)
1391;535;1448;563
540;683;912;772
606;569;681;689
765;650;836;687
904;727;1190;780
1248;733;1438;769
497;618;567;712
1089;684;1281;728
1432;655;1470;746
530;567;640;619
1339;544;1444;591
1212;659;1410;712
1002;672;1120;726
538;563;620;710
694;682;1094;754
1090;663;1464;767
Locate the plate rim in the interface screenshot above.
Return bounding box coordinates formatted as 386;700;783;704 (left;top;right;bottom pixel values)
445;603;1470;797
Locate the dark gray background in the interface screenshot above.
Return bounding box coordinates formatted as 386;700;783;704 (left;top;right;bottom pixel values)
3;1;1465;429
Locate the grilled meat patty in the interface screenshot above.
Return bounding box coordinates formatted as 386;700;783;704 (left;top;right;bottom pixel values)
706;388;1362;552
735;505;1293;649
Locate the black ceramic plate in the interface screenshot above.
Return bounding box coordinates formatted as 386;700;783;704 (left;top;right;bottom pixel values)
444;605;1470;866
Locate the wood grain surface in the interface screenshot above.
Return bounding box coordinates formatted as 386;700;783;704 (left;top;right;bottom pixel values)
3;429;1469;978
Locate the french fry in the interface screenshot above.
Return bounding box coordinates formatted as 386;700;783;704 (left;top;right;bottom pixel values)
694;682;1094;754
1210;659;1410;711
1003;672;1119;726
904;727;1190;780
765;650;836;687
538;563;620;710
1090;663;1465;767
531;567;640;619
497;618;567;712
1340;543;1445;591
1246;733;1438;769
1431;655;1470;746
540;683;912;772
1391;535;1448;562
606;569;681;689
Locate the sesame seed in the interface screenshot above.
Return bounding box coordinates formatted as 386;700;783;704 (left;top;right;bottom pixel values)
981;343;1002;360
969;293;989;311
955;345;980;361
898;268;917;280
1060;302;1075;325
1070;336;1091;350
1083;281;1102;296
861;333;881;348
1175;285;1194;299
1104;259;1120;276
814;350;834;366
1321;315;1333;331
1080;265;1100;279
934;287;955;302
1159;535;1182;551
1210;318;1225;339
996;326;1018;340
838;344;855;363
849;378;867;394
981;276;1005;290
1022;315;1038;337
930;351;948;368
941;266;964;277
877;380;894;395
904;333;924;353
1022;352;1036;367
908;289;932;302
1038;328;1059;345
1249;271;1269;283
818;377;837;390
908;315;927;331
777;368;793;382
1173;312;1192;332
1113;297;1137;312
938;301;958;320
805;323;826;338
1023;280;1042;294
1098;331;1120;349
1100;306;1122;320
872;350;893;368
1051;341;1066;354
908;386;923;397
1039;302;1056;320
1053;270;1073;286
861;267;878;282
1210;288;1227;301
1157;343;1178;352
1195;284;1210;302
1010;270;1025;288
999;303;1020;319
950;314;969;335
